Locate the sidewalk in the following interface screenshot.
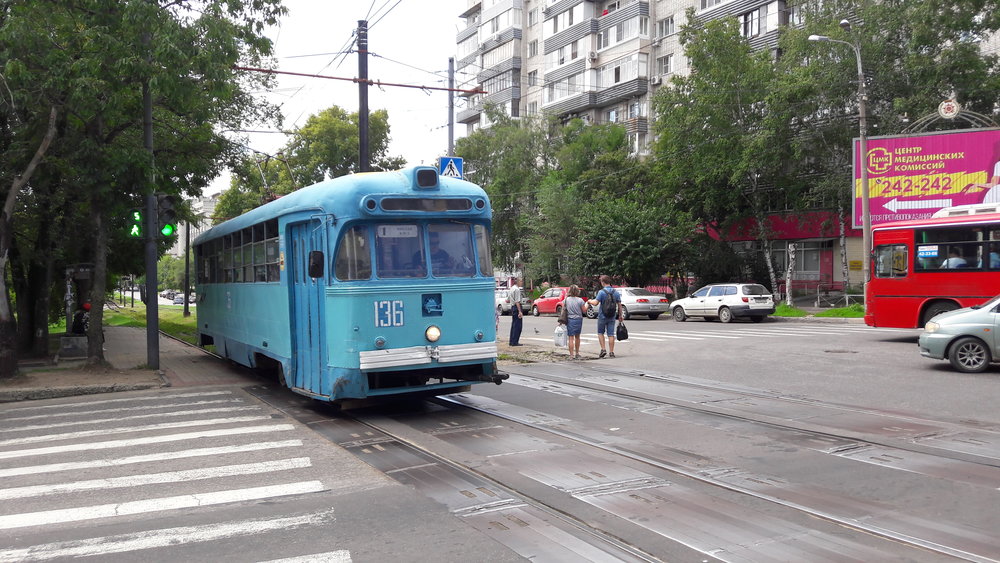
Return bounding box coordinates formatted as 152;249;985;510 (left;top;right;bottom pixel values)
0;326;257;402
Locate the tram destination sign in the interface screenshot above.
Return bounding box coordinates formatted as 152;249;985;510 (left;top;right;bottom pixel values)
853;128;1000;228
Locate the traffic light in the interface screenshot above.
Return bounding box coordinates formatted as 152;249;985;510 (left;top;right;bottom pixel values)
156;193;178;238
128;209;142;238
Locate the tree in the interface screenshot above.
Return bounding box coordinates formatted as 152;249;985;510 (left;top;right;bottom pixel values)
217;105;405;219
456;105;556;273
652;13;799;294
0;0;284;378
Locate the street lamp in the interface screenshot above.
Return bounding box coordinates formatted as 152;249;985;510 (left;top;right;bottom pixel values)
809;19;870;310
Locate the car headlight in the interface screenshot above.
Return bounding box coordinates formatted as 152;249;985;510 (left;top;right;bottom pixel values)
924;321;940;333
425;325;441;342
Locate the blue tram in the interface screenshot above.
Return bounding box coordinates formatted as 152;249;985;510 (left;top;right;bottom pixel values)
193;166;506;402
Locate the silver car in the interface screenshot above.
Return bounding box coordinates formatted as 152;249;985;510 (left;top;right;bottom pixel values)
618;287;670;320
919;295;1000;373
670;283;775;323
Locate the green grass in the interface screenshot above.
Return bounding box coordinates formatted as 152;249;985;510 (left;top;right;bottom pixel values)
814;303;865;318
773;303;808;317
58;302;198;344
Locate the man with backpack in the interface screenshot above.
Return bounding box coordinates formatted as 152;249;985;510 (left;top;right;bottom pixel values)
589;275;622;358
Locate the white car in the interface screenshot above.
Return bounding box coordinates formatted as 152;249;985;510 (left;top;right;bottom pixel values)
495;289;524;315
618;287;670;320
670;283;774;323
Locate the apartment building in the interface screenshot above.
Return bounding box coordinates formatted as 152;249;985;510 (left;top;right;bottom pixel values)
455;0;797;154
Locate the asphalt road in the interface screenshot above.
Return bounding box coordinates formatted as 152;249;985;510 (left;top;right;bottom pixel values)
499;313;999;423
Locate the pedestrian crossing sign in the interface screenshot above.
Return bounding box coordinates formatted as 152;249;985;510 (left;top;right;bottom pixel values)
438;157;463;179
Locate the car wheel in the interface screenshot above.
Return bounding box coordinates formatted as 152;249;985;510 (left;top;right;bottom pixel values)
921;301;959;327
750;315;765;323
532;305;540;317
555;304;563;316
622;306;630;320
672;307;687;322
648;314;660;320
586;307;597;319
949;336;992;373
496;305;504;316
719;307;733;323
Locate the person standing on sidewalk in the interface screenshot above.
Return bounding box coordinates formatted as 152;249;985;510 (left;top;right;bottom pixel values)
563;285;587;359
589;275;621;358
508;277;524;346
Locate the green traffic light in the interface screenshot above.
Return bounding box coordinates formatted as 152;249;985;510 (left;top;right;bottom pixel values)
160;223;176;237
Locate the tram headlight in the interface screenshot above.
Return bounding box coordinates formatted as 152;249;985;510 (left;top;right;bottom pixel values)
474;330;484;342
924;321;940;333
425;325;441;342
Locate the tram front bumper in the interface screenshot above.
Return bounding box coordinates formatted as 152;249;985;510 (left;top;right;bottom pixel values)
359;342;498;370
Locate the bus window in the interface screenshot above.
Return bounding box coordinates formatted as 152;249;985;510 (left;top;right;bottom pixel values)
429;224;475;277
335;226;372;280
376;224;424;278
875;244;907;278
475;224;493;276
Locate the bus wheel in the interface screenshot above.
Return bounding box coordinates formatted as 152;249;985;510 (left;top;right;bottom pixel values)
949;336;991;373
921;302;958;327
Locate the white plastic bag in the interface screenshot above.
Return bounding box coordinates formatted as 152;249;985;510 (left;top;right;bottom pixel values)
554;324;567;347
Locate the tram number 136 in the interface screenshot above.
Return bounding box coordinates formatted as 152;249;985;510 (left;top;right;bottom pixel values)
374;300;405;327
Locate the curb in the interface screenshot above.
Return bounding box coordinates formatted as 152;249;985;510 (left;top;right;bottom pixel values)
0;382;164;403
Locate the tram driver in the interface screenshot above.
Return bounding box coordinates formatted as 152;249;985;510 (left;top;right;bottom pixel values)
414;232;454;273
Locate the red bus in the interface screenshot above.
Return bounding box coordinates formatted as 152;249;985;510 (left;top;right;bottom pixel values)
866;211;1000;328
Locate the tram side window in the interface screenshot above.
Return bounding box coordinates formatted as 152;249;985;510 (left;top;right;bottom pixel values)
914;226;992;271
376;224;423;278
875;244;907;278
475;224;493;276
335;226;372;280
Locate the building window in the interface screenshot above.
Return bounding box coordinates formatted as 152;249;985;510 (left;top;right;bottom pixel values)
528;8;537;26
527;70;538;86
528;39;538;57
701;0;725;9
656;53;673;75
657;16;675;38
740;5;767;38
527;101;538;115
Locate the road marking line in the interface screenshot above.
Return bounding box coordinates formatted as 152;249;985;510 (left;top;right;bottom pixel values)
0;440;304;478
0;458;313;500
2;399;245;422
0;416;274;447
259;552;353;563
1;407;261;434
0;481;326;530
0;424;296;460
0;509;339;561
0;391;235;415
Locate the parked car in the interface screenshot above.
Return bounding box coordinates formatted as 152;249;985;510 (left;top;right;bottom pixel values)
919;295;1000;373
531;286;570;316
618;287;670;320
172;294;185;305
495;289;514;315
670;283;774;323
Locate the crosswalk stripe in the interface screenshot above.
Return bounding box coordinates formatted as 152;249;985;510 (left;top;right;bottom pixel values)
1;407;261;434
0;416;274;447
642;330;740;339
0;440;304;478
0;509;339;561
2;399;245;422
0;424;296;460
260;553;353;563
0;391;235;416
0;481;326;530
0;458;313;500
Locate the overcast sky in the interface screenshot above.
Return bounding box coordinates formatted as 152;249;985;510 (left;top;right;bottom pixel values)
211;0;468;193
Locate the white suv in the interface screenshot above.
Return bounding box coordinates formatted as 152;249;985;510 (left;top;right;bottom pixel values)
670;283;775;323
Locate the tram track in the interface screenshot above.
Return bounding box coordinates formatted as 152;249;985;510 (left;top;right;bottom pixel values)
442;364;1000;562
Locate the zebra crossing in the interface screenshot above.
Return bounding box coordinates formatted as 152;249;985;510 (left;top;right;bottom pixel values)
524;322;909;345
0;390;352;562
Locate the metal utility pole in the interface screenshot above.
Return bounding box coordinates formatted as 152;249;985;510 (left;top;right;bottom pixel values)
183;221;191;317
358;20;370;172
448;57;455;156
142;31;159;370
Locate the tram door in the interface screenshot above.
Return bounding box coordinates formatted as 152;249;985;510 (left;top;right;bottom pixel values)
288;220;327;395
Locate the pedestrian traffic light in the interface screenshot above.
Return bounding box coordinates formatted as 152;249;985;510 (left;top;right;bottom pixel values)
156;193;178;238
128;209;142;238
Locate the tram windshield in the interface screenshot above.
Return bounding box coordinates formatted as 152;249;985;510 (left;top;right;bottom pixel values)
336;222;489;280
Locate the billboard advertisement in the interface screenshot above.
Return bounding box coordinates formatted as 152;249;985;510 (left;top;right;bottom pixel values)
853;128;1000;228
